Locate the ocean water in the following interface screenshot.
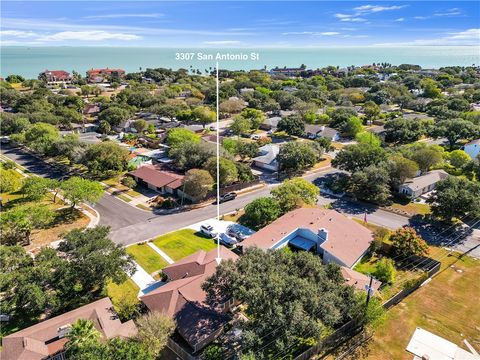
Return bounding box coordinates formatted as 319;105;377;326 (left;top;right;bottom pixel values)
1;46;479;79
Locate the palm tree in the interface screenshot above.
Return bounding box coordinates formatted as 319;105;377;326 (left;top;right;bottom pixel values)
66;319;101;350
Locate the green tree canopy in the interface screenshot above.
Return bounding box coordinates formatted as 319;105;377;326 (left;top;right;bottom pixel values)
135;312;175;358
23;122;60;154
277;141;321;175
0;168;21;193
182;169;214;200
332;143;388;172
390;227;429;258
241;197;282;230
165;128;200;150
83;141;129;177
60;177;104;210
192;105;216;128
271;177;319;213
277;114;305;137
204;157;238;186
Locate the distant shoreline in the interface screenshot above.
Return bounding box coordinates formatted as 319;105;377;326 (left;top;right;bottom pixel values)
2;46;479;78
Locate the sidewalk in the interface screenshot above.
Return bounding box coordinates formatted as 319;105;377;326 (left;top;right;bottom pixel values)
147;242;174;264
130;261;156;296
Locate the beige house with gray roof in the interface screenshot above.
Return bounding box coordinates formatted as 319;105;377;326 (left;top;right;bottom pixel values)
399;170;449;199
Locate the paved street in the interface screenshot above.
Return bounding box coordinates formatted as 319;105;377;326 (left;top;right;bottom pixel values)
2;144;478;258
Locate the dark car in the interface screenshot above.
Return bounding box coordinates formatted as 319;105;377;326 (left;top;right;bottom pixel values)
217;192;237;203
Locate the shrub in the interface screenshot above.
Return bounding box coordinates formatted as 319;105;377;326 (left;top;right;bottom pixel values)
121;176;137;189
374;258;396;284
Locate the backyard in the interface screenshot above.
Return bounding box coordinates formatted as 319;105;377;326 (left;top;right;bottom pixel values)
152;228;217;261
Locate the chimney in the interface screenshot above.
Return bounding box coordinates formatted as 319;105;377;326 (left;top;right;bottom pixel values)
57;324;71;338
320;125;325;132
317;228;328;253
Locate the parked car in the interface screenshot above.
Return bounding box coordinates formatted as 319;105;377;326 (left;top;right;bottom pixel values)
217;192;237;203
250;134;261;140
209;125;216;131
219;233;238;247
200;224;217;238
226;224;255;241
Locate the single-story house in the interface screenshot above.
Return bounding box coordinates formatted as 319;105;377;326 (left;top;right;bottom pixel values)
304;125;339;141
406;327;479;360
241;208;373;269
83;104;100;116
140;247;238;354
260;116;281;131
399;170;449;199
1;297;136;360
367;125;387;140
38;70;72;85
464;139;480;160
252;144;279;172
129;165;184;195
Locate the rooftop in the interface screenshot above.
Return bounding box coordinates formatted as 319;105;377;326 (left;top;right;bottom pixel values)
129;164;184;190
1;298;136;360
241;208;373;268
402;170;449;191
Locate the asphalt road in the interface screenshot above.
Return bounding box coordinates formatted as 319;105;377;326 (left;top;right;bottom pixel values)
3;144;478;258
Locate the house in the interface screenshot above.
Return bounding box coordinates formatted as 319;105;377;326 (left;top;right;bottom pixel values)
406;327;479;360
240;87;254;94
129;165;184;195
464;139;480;160
241;208;373;268
83;104;100;116
260;116;281;131
1;298;136;360
252;144;279;172
38;70;71;85
270;66;306;77
367;125;387;140
340;267;381;292
140;248;238;354
86;68;125;83
304;125;339;141
399;170;449;199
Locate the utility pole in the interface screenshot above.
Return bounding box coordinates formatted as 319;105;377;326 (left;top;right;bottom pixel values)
365;275;374;307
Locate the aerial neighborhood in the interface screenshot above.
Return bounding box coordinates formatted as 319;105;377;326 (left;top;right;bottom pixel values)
1;59;480;360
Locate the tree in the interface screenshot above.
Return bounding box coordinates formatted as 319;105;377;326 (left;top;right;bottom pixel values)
6;74;25;83
332;143;388;172
202;249;358;359
449;150;470;169
271;177;319;213
427;177;480;220
0;204;55;245
50;133;86;162
61;177;104;210
420;78;441;98
98;106;130;127
277;141;320;175
192;106;216;128
390;227;429;258
66;319;101;351
0;169;21;193
58;226;136;292
240;108;266;131
20;176;51;200
355;131;381;147
121;176;137;189
165;128;200;150
241;197;282;230
347;164;391;204
0;115;30;135
277;114;305;137
410;146;444;173
363;101;380;123
23;122;60;154
169;141;216;170
203;345;224;360
98;120;111;134
384;118;428;144
388;155;419;188
219;98;246;114
229;115;251;136
136;312;175;358
237;141;259;160
204;157;238;186
374;258;396;284
341;116;363;137
83;141;129;176
132;119;147;133
182;169;214;200
434;119;478;149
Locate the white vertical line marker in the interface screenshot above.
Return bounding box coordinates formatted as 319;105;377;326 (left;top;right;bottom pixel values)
216;61;221;264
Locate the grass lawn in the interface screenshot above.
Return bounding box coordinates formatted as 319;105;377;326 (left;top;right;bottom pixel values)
222;209;245;223
153;229;217;261
311;155;332;170
106;278;139;309
357;249;480;359
126;243;169;274
386;201;431;217
117;194;132;202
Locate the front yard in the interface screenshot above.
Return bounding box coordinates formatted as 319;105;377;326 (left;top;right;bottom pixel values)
152;229;217;261
126;243;169;274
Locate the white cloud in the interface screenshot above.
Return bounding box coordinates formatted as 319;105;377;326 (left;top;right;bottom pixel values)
203;40;241;45
0;30;39;38
394;18;405;22
321;32;340;36
354;5;406;13
334;13;352;19
374;28;480;46
414;8;462;20
39;31;141;42
84;13;164;19
282;31;340;36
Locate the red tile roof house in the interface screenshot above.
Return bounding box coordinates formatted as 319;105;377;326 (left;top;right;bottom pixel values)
38;70;72;85
140;247;238;355
1;297;137;360
241;208;373;269
86;68;125;83
129;164;184;197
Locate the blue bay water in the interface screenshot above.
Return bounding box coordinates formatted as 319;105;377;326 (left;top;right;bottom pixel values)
1;46;479;79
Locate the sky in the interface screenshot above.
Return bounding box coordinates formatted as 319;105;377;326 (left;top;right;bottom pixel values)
1;1;479;47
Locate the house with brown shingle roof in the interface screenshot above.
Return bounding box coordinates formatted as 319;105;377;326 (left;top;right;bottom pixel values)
129;164;184;196
140;247;237;354
240;208;373;268
1;297;136;360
